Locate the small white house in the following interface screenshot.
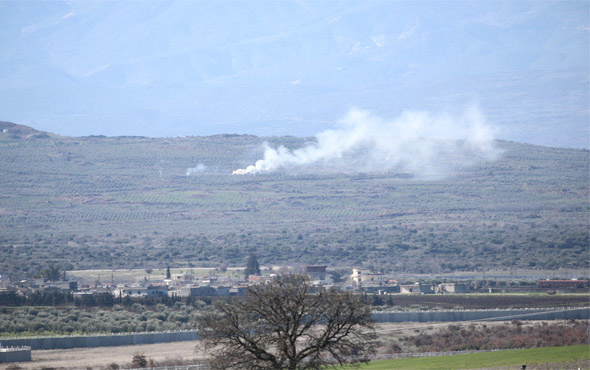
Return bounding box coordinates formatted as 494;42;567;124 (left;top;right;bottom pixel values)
351;268;386;287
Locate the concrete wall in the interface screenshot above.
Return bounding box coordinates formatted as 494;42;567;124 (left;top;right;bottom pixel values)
0;347;32;363
372;307;590;323
0;330;197;350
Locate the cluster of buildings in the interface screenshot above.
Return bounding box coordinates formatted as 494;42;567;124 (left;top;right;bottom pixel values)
349;268;470;294
108;272;249;299
0;266;473;300
5;267;586;301
0;278;78;297
1;266;471;300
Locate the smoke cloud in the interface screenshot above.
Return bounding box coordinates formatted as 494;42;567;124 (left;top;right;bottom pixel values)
233;107;500;177
186;163;206;176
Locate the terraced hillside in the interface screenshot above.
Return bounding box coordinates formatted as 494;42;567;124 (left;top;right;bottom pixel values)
0;125;588;277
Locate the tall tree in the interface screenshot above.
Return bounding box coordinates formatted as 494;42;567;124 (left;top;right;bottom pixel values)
244;253;260;279
198;274;375;370
166;265;171;279
38;264;61;282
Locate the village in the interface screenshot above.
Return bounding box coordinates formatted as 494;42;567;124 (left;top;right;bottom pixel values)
0;264;470;301
1;265;588;367
2;263;588;304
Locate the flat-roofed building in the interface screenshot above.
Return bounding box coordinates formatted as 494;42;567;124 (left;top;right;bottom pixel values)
351;268;386;287
436;283;470;293
306;265;327;281
400;283;434;294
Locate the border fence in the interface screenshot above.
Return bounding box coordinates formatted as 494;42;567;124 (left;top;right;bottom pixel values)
0;330;197;350
0;346;32;363
0;307;587;351
372;306;590;323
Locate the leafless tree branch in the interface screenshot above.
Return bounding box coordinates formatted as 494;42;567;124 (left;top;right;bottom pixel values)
197;274;375;370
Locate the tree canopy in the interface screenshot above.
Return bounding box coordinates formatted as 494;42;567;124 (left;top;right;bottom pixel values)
244;253;261;279
36;264;61;282
198;274;375;369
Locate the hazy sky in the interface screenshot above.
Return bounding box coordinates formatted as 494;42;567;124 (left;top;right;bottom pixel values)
0;1;588;148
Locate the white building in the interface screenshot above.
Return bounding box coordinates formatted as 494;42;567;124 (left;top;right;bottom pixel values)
351;268;386;287
112;285;168;297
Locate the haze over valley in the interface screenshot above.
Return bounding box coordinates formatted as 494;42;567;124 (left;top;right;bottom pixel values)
0;1;588;148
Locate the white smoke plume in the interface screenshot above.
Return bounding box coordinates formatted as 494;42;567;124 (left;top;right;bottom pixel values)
186;163;206;176
233;107;500;177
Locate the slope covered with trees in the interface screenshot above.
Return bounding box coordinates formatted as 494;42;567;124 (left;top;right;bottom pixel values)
0;126;587;278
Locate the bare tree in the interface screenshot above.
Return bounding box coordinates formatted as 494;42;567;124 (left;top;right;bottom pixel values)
198;274;375;370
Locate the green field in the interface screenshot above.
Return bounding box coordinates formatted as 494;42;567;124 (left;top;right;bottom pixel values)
359;345;590;369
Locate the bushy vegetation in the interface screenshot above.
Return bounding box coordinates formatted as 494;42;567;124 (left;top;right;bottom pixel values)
0;301;204;336
0;289;197;307
403;320;588;352
0;133;588;278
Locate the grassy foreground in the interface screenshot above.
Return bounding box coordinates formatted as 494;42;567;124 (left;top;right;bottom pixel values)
358;345;590;369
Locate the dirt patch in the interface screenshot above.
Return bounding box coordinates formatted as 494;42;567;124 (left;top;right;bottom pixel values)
373;320;586;353
0;340;205;370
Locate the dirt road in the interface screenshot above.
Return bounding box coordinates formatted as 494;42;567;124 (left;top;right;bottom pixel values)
0;340;205;370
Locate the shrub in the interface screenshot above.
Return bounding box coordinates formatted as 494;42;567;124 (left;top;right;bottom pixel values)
131;353;147;368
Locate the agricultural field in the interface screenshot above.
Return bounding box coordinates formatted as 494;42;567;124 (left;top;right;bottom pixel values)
0;340;205;370
360;345;590;370
0;125;588;278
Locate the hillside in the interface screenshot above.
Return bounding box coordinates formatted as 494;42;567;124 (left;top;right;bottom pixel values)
0;125;588;278
0;121;52;139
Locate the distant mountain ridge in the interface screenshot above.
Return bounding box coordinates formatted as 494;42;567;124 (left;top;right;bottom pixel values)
0;1;587;147
0;121;53;139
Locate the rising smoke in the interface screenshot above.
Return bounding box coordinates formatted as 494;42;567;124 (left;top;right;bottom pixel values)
186;163;206;176
232;107;500;177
